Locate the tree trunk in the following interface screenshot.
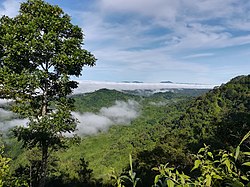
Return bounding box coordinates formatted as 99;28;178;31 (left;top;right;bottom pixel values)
30;164;33;187
38;63;49;187
38;146;48;187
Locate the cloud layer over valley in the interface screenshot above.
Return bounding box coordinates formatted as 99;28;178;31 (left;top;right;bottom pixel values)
74;80;215;94
0;108;28;131
0;100;140;136
73;100;140;135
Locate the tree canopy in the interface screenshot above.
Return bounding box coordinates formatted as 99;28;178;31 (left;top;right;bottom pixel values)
0;0;96;186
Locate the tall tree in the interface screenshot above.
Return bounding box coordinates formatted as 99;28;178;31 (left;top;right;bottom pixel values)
0;0;96;186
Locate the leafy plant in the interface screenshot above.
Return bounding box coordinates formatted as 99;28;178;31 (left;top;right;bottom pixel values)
152;163;192;187
153;131;250;187
0;146;28;187
111;154;140;187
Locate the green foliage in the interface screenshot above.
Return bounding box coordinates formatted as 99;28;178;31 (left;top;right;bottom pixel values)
152;163;192;187
174;75;250;150
111;154;140;187
0;146;12;186
72;89;140;113
77;157;93;184
0;146;28;187
153;131;250;187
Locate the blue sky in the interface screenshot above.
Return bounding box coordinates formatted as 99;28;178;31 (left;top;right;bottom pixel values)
0;0;250;84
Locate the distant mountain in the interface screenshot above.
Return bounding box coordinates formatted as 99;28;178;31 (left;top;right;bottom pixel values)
122;81;144;83
160;81;173;83
74;80;215;94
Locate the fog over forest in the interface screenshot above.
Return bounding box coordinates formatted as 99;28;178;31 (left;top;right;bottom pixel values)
73;100;140;135
0;100;140;135
0;108;28;131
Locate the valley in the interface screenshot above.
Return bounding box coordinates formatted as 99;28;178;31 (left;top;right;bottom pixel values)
0;75;249;186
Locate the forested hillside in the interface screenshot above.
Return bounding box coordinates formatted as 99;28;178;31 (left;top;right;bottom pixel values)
130;75;250;186
176;75;250;150
0;75;249;187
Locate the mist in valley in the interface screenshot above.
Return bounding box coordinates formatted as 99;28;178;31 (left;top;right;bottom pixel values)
0;100;140;136
73;100;140;135
0;108;28;132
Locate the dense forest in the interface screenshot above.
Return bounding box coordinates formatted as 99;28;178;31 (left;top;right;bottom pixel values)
0;75;249;186
0;1;249;186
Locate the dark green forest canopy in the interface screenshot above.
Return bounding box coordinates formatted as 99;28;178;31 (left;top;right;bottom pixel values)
174;75;250;150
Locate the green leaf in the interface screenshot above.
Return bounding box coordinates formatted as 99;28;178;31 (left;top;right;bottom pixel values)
231;180;245;187
191;160;201;171
154;175;160;184
206;175;212;186
242;152;250;156
213;174;222;180
224;159;232;172
180;174;185;184
246;182;250;187
238;130;250;146
129;154;133;171
208;151;213;159
235;146;240;161
198;147;205;153
222;153;229;158
241;175;249;181
242;162;250;166
166;179;175;187
152;167;159;171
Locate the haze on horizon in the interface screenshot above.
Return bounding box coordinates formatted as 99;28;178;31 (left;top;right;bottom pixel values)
0;0;249;85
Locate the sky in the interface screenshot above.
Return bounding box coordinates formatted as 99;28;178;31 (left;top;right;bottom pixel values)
0;0;250;84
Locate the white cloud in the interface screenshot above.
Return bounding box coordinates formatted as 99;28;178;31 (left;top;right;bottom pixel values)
73;100;140;135
1;0;249;84
0;108;28;131
74;0;250;85
90;46;210;81
0;100;139;135
227;19;250;31
0;108;13;120
0;0;20;17
99;0;180;23
100;100;139;124
73;112;113;135
182;53;214;59
81;0;250;52
98;0;242;24
74;80;215;94
0;118;28;131
0;99;11;105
